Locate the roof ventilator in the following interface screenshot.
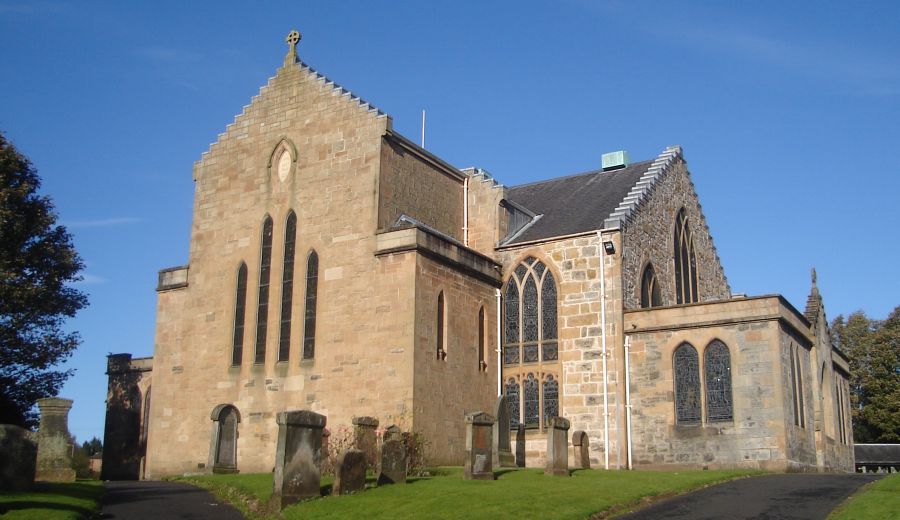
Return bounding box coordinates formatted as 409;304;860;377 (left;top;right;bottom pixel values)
601;150;630;171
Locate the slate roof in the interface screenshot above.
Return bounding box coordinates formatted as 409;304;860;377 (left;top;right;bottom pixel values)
503;160;654;244
855;444;900;464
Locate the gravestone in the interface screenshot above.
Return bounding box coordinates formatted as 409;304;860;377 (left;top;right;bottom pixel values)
572;430;590;469
545;416;570;477
464;411;495;480
352;416;379;470
272;410;326;508
383;424;402;442
492;396;515;468
332;449;366;495
35;397;76;482
515;424;526;467
0;425;37;491
378;437;407;485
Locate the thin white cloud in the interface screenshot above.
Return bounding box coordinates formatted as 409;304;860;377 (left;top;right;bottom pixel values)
71;274;107;286
135;46;203;64
63;217;142;229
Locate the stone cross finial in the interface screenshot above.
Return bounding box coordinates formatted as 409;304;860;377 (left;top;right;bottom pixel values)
811;267;817;286
284;29;301;66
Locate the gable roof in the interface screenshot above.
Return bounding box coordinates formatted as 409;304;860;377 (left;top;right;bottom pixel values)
503;160;653;244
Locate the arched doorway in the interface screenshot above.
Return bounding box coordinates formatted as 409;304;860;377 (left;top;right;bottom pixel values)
209;404;240;473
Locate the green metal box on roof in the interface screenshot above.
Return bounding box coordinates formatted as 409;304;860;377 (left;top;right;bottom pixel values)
602;150;630;171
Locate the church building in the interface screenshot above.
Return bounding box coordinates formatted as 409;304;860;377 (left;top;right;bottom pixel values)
102;30;855;479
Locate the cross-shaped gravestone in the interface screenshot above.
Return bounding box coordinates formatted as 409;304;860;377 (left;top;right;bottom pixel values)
284;29;301;66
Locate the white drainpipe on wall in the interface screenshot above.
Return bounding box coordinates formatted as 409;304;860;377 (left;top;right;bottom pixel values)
463;176;469;247
624;335;633;470
496;288;502;396
597;230;610;470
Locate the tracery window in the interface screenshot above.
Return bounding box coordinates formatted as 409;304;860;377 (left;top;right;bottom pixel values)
502;256;561;430
640;263;662;308
704;340;733;422
674;208;699;304
302;250;318;360
278;212;296;362
231;262;248;366
436;291;446;360
478;307;487;371
674;342;701;425
254;216;273;364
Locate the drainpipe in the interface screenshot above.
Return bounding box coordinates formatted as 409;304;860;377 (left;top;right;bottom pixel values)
463;176;469;247
496;288;502;396
624;335;633;470
597;230;610;470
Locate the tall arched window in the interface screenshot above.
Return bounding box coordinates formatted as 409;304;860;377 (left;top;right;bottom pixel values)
704;340;733;422
302;250;318;360
674;342;701;425
478;306;487;371
231;263;248;366
436;291;446;360
503;256;559;429
254;216;273;364
790;344;806;428
640;263;662;308
674;209;699;304
278;212;297;362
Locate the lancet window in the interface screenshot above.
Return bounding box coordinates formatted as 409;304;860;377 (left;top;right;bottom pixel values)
640;263;662;308
674;342;701;425
302;250;318;360
278;212;296;362
254;216;273;364
231;262;248;366
704;340;733;422
674;208;699;304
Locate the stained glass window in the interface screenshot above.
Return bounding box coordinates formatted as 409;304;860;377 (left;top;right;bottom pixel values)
502;257;560;429
522;277;538;342
506;378;520;429
543;375;559;421
523;373;539;427
640;263;661;308
255;217;273;364
674;209;699;305
704;340;733;422
674;343;701;425
302;250;318;360
231;263;248;366
505;283;519;344
278;212;296;362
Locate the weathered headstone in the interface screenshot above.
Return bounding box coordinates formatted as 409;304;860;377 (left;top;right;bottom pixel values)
35;397;76;482
352;416;379;470
378;437;407;485
332;449;366;495
272;410;326;508
515;424;526;467
572;430;590;469
464;411;495;480
545;416;570;477
383;424;402;442
492;396;515;468
0;425;37;491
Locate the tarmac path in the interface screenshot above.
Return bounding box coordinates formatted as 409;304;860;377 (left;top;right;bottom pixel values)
101;480;246;520
617;473;883;520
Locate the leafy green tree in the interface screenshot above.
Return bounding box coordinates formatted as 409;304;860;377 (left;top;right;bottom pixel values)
0;132;87;427
82;436;103;456
832;308;900;443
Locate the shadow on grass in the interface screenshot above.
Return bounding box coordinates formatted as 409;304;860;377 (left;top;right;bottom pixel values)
0;500;95;516
0;481;102;516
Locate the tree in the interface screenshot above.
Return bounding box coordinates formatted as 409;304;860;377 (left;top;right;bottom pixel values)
832;307;900;443
82;436;103;456
0;132;87;427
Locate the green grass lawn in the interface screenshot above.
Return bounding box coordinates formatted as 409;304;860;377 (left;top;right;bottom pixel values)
182;467;757;520
0;480;103;520
829;473;900;520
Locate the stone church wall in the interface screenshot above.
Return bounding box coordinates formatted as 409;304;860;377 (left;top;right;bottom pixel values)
101;354;152;480
779;327;818;471
621;158;730;310
624;297;813;471
144;60;421;477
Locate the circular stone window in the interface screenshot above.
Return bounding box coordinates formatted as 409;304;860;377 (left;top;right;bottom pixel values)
277;149;292;182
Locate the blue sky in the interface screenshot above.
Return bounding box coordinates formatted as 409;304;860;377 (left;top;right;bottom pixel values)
1;1;898;443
